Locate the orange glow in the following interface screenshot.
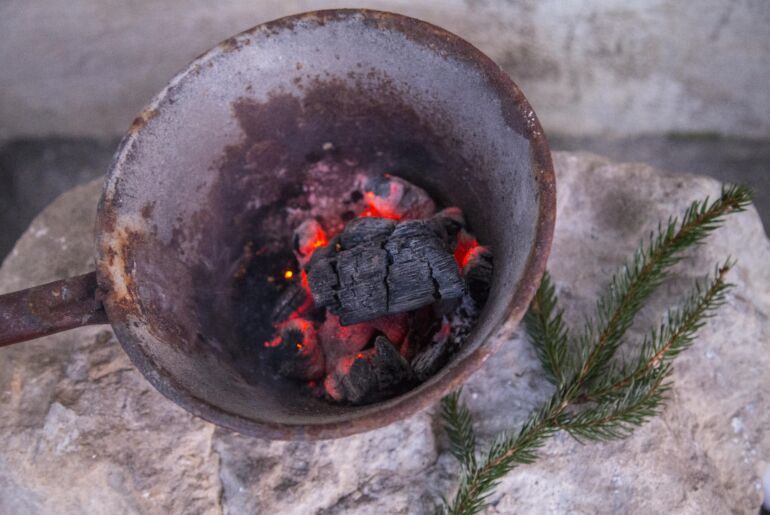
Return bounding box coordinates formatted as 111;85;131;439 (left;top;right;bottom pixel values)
310;226;328;250
284;270;294;280
264;335;282;348
356;352;365;359
295;318;313;332
454;235;479;268
359;189;401;220
297;224;328;260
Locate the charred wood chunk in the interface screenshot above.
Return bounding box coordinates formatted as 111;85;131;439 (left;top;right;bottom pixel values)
306;235;341;309
323;354;374;403
371;336;413;394
386;258;435;313
432;207;466;245
339;216;396;249
463;246;493;305
270;283;309;324
410;319;453;382
362;174;436;220
335;246;389;325
340;356;377;404
325;336;413;404
264;319;325;380
385;221;464;312
307;218;464;325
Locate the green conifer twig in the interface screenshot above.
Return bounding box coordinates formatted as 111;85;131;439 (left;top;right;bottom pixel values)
437;185;751;515
524;271;571;387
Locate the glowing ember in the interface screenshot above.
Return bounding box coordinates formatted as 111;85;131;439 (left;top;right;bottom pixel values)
454;230;480;267
261;173;492;405
293;219;329;267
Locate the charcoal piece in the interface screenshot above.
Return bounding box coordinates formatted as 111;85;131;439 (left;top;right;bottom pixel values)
335;245;389;325
463;246;494;305
363;174;436;220
386;257;435;313
307;218;464;324
306;236;341;309
326;336;413;404
449;293;482;344
411;320;453;382
429;247;466;299
264;319;325;381
386;221;464;312
371;336;413;392
270;283;309;324
340;357;377;404
386;219;445;248
339;216;396;249
432;207;466;244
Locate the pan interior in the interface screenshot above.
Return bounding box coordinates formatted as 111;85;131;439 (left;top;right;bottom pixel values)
98;11;543;431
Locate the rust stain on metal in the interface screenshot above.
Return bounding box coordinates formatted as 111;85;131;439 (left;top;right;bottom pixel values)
129;108;159;134
0;272;107;347
220;37;240;53
140;202;156;220
98;221;145;314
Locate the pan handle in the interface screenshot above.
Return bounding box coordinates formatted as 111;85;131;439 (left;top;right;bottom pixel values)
0;271;108;347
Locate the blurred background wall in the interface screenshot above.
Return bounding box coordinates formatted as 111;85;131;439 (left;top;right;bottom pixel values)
1;0;769;259
2;0;769;141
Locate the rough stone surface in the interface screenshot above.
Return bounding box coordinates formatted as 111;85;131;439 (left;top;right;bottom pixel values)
1;2;770;141
1;152;768;514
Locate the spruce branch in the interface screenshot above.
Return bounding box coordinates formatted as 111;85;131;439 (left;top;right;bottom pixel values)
437;185;750;515
575;184;751;386
440;395;563;515
589;261;734;401
560;368;670;441
440;389;478;470
524;271;572;386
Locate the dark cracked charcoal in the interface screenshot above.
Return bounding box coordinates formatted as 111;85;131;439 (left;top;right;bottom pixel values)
307;217;465;325
463;245;494;305
326;335;414;403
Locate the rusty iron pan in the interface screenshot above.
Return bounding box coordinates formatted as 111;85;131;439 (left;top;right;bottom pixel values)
0;9;555;439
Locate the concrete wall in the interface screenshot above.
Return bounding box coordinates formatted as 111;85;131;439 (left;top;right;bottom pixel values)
1;0;769;141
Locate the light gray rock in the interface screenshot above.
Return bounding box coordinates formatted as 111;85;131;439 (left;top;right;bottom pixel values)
1;152;768;514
